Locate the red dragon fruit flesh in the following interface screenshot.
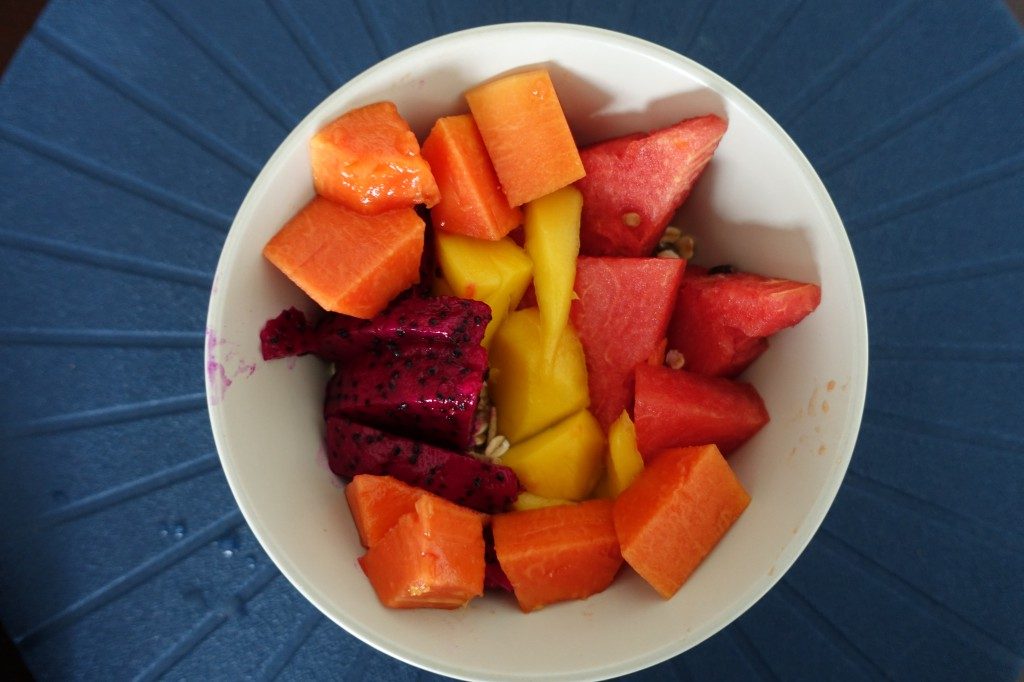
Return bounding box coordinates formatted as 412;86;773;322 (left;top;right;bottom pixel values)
260;291;490;363
325;416;520;514
324;343;488;451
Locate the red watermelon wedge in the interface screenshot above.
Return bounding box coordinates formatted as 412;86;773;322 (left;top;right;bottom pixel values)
576;115;728;257
570;257;685;430
667;266;822;377
633;363;768;460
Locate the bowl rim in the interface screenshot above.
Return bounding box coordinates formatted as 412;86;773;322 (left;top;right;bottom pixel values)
206;20;869;681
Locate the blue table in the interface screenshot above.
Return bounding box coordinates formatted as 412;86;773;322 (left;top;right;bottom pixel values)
1;1;1021;679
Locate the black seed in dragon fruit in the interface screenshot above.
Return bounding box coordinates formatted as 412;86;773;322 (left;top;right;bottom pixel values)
325;416;520;514
260;291;490;363
324;342;487;451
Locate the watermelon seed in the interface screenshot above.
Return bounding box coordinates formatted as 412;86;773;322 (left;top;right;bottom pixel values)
666;349;686;370
621;211;641;227
656;249;681;259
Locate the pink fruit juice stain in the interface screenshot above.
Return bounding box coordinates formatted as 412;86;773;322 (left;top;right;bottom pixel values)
206;328;256;405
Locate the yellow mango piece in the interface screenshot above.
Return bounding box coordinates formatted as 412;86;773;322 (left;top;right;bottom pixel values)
594;410;645;498
501;410;605;500
512;492;575;511
488;307;590;443
523;186;582;365
434;232;533;346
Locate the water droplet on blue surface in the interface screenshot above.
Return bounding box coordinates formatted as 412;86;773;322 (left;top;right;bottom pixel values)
160;518;188;540
217;531;240;558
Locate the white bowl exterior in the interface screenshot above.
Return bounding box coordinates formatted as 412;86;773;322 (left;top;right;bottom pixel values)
206;23;868;682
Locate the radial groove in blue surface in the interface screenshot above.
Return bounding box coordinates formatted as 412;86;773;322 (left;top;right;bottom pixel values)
775;578;889;681
864;408;1024;456
845;151;1024;234
0;228;214;289
817;40;1024;175
148;0;299;130
0;121;233;230
349;0;390;59
16;509;244;649
869;341;1024;364
817;528;1022;663
265;0;342;92
134;563;280;682
678;0;713;53
258;608;324;682
2;393;208;439
864;253;1024;295
778;0;922;126
0;327;206;348
724;626;779;682
842;469;1024;553
730;0;808;87
40;453;221;526
30;25;262;178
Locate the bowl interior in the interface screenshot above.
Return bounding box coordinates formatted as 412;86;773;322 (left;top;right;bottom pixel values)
206;23;867;682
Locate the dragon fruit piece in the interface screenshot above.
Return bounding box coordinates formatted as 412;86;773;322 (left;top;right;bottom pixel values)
259;291;491;363
484;525;514;592
325;343;488;451
260;307;315;360
325;416;520;514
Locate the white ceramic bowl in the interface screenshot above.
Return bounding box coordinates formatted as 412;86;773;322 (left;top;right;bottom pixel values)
206;22;868;681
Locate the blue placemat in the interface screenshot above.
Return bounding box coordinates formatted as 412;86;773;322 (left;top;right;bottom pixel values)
1;1;1022;679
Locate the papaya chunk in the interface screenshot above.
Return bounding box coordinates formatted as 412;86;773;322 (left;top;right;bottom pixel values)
465;69;585;206
613;444;750;598
310;101;439;213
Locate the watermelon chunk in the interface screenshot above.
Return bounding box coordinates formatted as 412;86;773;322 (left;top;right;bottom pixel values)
570;257;685;430
633;364;768;459
576;115;727;257
667;266;822;377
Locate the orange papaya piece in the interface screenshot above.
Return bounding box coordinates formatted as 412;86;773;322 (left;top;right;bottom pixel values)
310;101;439;213
613;444;750;598
421;114;522;240
465;69;585;207
263;196;424;318
492;499;622;612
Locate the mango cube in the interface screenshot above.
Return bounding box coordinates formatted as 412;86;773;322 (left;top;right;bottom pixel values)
434;232;533;347
512;492;575;511
488;307;590;443
593;410;645;499
523;186;583;364
501;410;606;500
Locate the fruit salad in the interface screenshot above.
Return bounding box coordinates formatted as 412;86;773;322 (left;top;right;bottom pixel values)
259;67;821;613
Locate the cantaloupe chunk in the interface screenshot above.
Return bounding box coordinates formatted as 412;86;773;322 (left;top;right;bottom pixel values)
492;499;622;612
358;492;486;609
465;69;585;206
613;444;750;598
310;101;439;214
263;197;424;318
421;114;522;240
